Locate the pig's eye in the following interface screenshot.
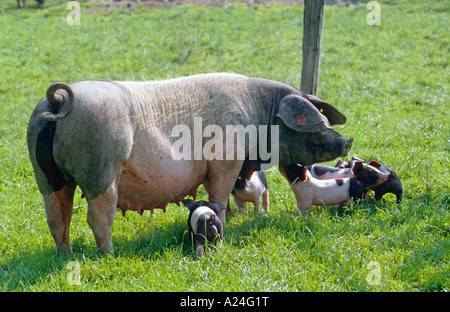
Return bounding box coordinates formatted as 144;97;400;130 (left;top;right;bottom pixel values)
343;145;349;154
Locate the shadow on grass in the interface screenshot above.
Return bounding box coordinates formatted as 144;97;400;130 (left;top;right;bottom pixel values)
1;200;398;290
1;216;194;291
112;217;196;259
1;248;72;291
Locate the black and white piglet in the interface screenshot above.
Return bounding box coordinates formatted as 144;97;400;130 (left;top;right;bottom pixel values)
231;171;269;214
279;164;387;213
334;158;403;203
182;199;224;257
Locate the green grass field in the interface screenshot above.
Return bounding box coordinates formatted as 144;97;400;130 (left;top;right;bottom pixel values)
0;0;448;291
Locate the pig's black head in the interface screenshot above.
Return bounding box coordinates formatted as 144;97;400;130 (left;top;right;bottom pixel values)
276;94;352;166
352;161;389;187
368;161;404;203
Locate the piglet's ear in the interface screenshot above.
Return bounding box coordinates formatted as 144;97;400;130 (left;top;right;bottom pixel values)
352;161;363;174
181;199;197;211
207;203;225;213
368;161;381;168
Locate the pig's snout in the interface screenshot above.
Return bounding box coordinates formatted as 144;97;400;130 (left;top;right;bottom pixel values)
342;138;353;157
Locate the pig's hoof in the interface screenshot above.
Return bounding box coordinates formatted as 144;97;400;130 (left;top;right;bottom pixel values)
196;246;204;258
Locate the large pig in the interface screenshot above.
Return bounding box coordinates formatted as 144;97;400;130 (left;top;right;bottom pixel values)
27;73;352;254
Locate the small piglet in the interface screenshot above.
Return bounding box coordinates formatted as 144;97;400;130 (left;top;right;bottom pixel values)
231;171;269;214
335;159;403;204
279;164;377;214
308;161;389;187
182;199;224;257
367;161;403;203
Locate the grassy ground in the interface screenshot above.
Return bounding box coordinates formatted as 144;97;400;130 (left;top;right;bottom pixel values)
0;0;448;291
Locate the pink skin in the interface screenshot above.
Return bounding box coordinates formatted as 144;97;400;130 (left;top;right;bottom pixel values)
116;146;207;216
292;172;351;213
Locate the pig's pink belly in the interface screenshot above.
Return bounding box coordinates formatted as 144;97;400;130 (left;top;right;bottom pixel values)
116;161;207;216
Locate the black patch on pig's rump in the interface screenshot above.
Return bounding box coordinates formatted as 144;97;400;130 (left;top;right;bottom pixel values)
349;178;367;201
35;121;68;191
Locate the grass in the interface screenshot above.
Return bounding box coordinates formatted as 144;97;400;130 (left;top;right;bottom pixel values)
0;0;449;291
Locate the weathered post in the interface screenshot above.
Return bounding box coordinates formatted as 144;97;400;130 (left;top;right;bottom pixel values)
300;0;324;96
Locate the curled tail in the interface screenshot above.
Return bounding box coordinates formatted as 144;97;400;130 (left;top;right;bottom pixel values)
35;82;73;191
41;83;74;121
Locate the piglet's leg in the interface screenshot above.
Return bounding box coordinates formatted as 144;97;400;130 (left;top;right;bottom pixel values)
262;190;269;212
252;199;260;213
236;201;247;215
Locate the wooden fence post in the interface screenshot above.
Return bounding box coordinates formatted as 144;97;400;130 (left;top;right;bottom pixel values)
300;0;324;96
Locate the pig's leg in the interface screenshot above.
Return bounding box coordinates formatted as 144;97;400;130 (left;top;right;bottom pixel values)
226;198;236;217
252;199;260;213
205;160;244;225
43;181;76;254
262;190;269;212
236;201;247;214
86;182;118;254
295;199;311;215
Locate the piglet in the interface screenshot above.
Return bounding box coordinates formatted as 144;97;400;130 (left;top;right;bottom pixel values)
182;199;224;257
279;164;372;214
231;171;269;214
367;161;403;203
335;158;403;204
334;156;364;169
308;161;389;187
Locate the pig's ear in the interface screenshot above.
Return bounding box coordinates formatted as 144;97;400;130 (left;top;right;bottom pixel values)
181;199;197;211
276;95;333;133
207;203;225;213
368;161;381;168
352;161;364;174
300;92;347;126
